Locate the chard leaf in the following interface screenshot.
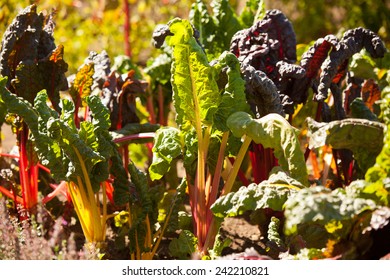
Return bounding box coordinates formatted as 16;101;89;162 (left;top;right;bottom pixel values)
307;117;385;173
284;186;378;239
227;111;308;185
350;97;378;121
166;18;220;131
212;52;250;131
211;0;242;55
169;230;197;259
149;127;182;181
0;5;67;110
69;63;95;107
239;0;266;27
0;5;43;84
11;60;44;104
268;216;285;248
144;52;172;85
37;45;68;111
189;0;216;52
127;161;152;253
211;179;298;219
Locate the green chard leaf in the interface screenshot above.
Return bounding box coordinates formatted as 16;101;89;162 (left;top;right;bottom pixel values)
149;126;182;181
212;51;250;131
127;161;153;253
211;0;242;54
1;80;130;203
227;111;308;185
169;230;197;259
211;174;299;219
307;117;385;173
239;0;266;27
166;18;220;131
189;0;216;53
283;186;378;239
350;97;378;121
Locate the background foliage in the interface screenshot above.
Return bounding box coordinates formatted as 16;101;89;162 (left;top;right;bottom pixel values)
1;0;388;74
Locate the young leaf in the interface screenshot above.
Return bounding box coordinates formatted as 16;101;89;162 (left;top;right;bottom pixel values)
227;112;308;185
169;230;197;259
149;127;182;181
69;63;95;107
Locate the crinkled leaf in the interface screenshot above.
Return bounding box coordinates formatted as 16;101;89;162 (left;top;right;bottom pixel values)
211;179;298;220
362;206;390;234
189;0;216;53
0;5;43;83
212;51;250;131
144;52;172;85
307;117;385;173
11;60;44;104
316;28;386;102
37;44;68;111
149;126;182;181
211;0;242;55
241;64;284;117
227;111;308;185
69;63;94;107
267;216;285;248
84;50;111;89
284;186;378;238
122;161;153;253
208;230;232;259
166;18;220;131
169;230;197;259
0;5;66;111
1;77;130;203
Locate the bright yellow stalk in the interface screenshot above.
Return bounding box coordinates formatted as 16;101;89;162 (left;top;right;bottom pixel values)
69;147;105;243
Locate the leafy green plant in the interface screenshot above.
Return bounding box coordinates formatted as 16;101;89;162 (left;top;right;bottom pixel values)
149;18;253;256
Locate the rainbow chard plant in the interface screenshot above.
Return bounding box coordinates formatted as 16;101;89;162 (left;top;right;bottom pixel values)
0;78;130;244
0;5;68;213
150;18;251;256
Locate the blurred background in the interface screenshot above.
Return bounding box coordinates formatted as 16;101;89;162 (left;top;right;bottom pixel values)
1;0;389;74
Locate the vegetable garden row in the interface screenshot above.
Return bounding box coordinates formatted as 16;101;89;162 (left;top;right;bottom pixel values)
0;1;389;260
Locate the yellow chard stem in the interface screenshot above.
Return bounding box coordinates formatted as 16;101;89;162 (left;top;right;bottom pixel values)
222;135;252;196
73;147;104;242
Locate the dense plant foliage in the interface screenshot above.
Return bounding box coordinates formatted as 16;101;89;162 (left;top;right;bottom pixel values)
0;1;389;260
